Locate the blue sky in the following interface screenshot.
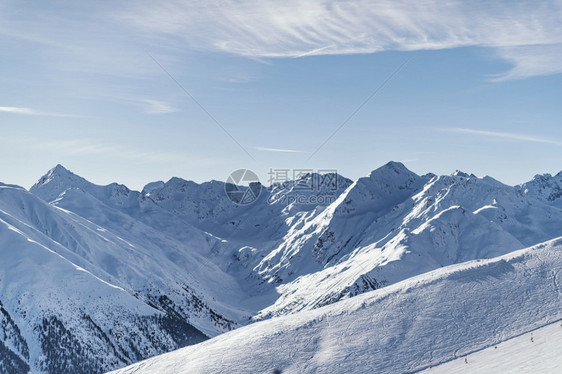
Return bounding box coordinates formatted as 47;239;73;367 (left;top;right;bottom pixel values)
1;0;561;190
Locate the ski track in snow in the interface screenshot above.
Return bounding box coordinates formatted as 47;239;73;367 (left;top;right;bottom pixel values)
420;319;562;373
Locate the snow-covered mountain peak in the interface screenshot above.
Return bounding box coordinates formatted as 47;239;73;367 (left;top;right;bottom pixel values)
142;181;165;196
49;163;72;176
368;161;411;178
480;174;507;187
365;161;425;192
42;164;79;184
451;169;474;178
518;171;562;208
30;165;141;213
164;176;197;189
31;164;89;202
334;161;426;216
35;164;74;184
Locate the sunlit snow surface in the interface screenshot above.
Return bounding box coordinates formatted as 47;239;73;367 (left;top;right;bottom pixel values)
422;321;562;373
110;239;562;374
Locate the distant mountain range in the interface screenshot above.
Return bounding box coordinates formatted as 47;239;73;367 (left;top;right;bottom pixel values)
1;161;562;373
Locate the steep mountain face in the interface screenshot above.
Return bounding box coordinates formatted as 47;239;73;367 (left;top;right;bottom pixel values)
0;184;207;373
110;238;562;374
145;172;353;243
29;168;248;337
251;163;562;319
519;171;562;208
141;181;164;196
3;161;562;373
252;162;431;284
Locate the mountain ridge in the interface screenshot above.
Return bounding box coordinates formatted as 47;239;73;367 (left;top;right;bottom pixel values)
2;161;562;372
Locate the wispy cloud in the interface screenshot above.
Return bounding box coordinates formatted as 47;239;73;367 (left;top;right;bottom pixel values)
293;45;335;58
118;0;562;80
255;146;303;153
445;127;562;146
112;97;181;115
0;106;82;118
0;106;36;115
5;137;185;163
491;43;562;81
141;99;179;114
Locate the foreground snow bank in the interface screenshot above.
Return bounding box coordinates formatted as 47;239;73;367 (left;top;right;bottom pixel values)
110;238;562;374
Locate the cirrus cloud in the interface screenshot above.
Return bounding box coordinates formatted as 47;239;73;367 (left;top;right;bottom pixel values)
0;106;82;118
117;0;562;80
444;127;562;147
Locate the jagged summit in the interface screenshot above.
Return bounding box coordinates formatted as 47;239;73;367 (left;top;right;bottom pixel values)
452;170;470;178
31;165;139;210
33;164;77;186
354;161;425;206
519;171;562;208
30;164;88;202
368;161;411;178
51;163;71;174
142;181;165;196
166;176;195;186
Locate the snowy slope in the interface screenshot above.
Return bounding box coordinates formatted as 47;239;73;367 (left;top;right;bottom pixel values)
29;166;254;334
420;320;562;373
109;238;562;374
0;184;207;373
